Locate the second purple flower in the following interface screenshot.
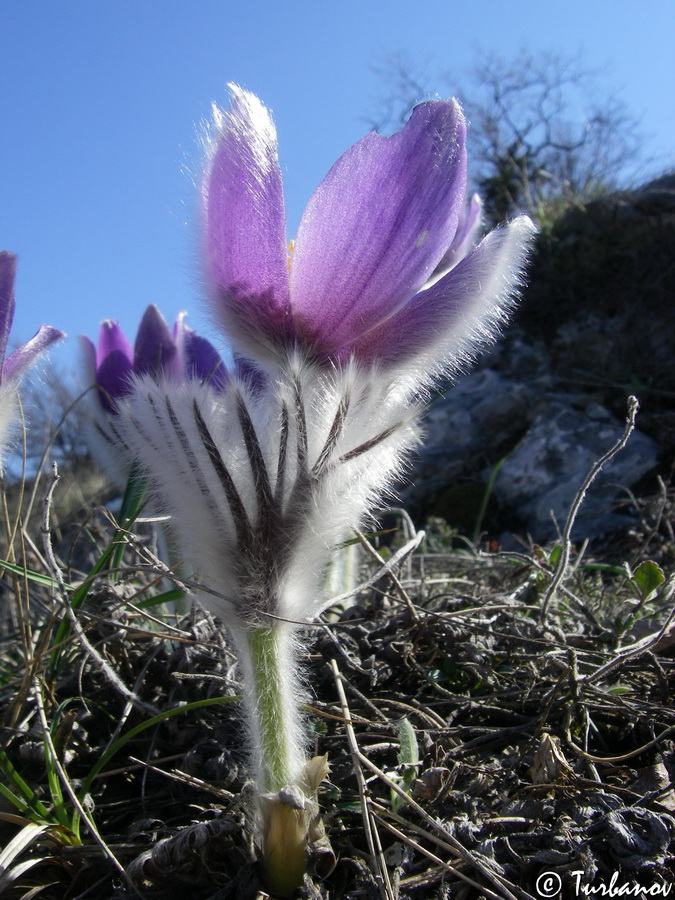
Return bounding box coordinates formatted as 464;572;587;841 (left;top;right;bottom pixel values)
81;304;227;484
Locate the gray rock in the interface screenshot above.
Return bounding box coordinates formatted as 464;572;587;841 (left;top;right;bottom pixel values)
409;368;537;497
399;173;674;545
493;402;660;541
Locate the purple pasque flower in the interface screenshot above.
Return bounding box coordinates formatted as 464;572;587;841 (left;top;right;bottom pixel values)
202;85;535;386
0;252;65;465
82;303;227;414
0;253;65;383
118;89;536;893
81;304;227;484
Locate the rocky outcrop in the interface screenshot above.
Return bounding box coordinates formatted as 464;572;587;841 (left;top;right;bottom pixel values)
520;173;675;402
402;174;674;545
493;400;659;541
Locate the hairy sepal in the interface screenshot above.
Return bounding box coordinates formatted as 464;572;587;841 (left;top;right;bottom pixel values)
0;380;19;472
351;215;537;396
117;355;420;627
82;409;131;491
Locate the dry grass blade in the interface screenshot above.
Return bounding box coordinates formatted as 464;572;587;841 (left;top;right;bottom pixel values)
39;461;160;717
353;749;525;900
328;527;425;608
354;526;421;621
370;809;523;900
540;395;639;622
329;658;396;900
126;755;236;802
578;575;675;685
2;395;674;897
31;678;138;896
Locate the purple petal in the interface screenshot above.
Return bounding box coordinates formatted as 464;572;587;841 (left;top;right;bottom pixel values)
234;354;267;392
96;350;134;411
289;99;468;355
89;320;134;411
434;193;483;275
349;217;537;377
0;252;17;368
203;86;291;354
233;355;256;378
3;324;65;382
134;304;178;378
173;311;227;388
81;333;119;412
182;329;228;390
96;320;133;370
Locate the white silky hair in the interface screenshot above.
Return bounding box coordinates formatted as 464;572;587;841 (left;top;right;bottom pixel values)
394;216;538;397
81;407;131;492
113;219;535;620
117;354;421;792
113;218;535;794
116;352;421;629
0;380;20;473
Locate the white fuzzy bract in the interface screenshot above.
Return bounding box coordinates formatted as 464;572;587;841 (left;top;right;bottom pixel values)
0;381;20;470
118;352;420;627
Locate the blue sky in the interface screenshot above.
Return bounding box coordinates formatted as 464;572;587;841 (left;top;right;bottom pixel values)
2;0;673;377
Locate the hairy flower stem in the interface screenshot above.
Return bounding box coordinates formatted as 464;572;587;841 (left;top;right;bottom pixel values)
245;624;303;792
241;622;310;895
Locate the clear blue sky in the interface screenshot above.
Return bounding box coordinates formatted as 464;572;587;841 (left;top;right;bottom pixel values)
2;0;673;376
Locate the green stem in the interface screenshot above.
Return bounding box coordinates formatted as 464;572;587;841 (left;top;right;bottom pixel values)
244;623;303;792
243;623;310;896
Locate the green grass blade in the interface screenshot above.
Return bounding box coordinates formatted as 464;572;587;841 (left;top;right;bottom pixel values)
134;587;185;610
0;559;74;591
0;748;52;822
110;464;148;577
